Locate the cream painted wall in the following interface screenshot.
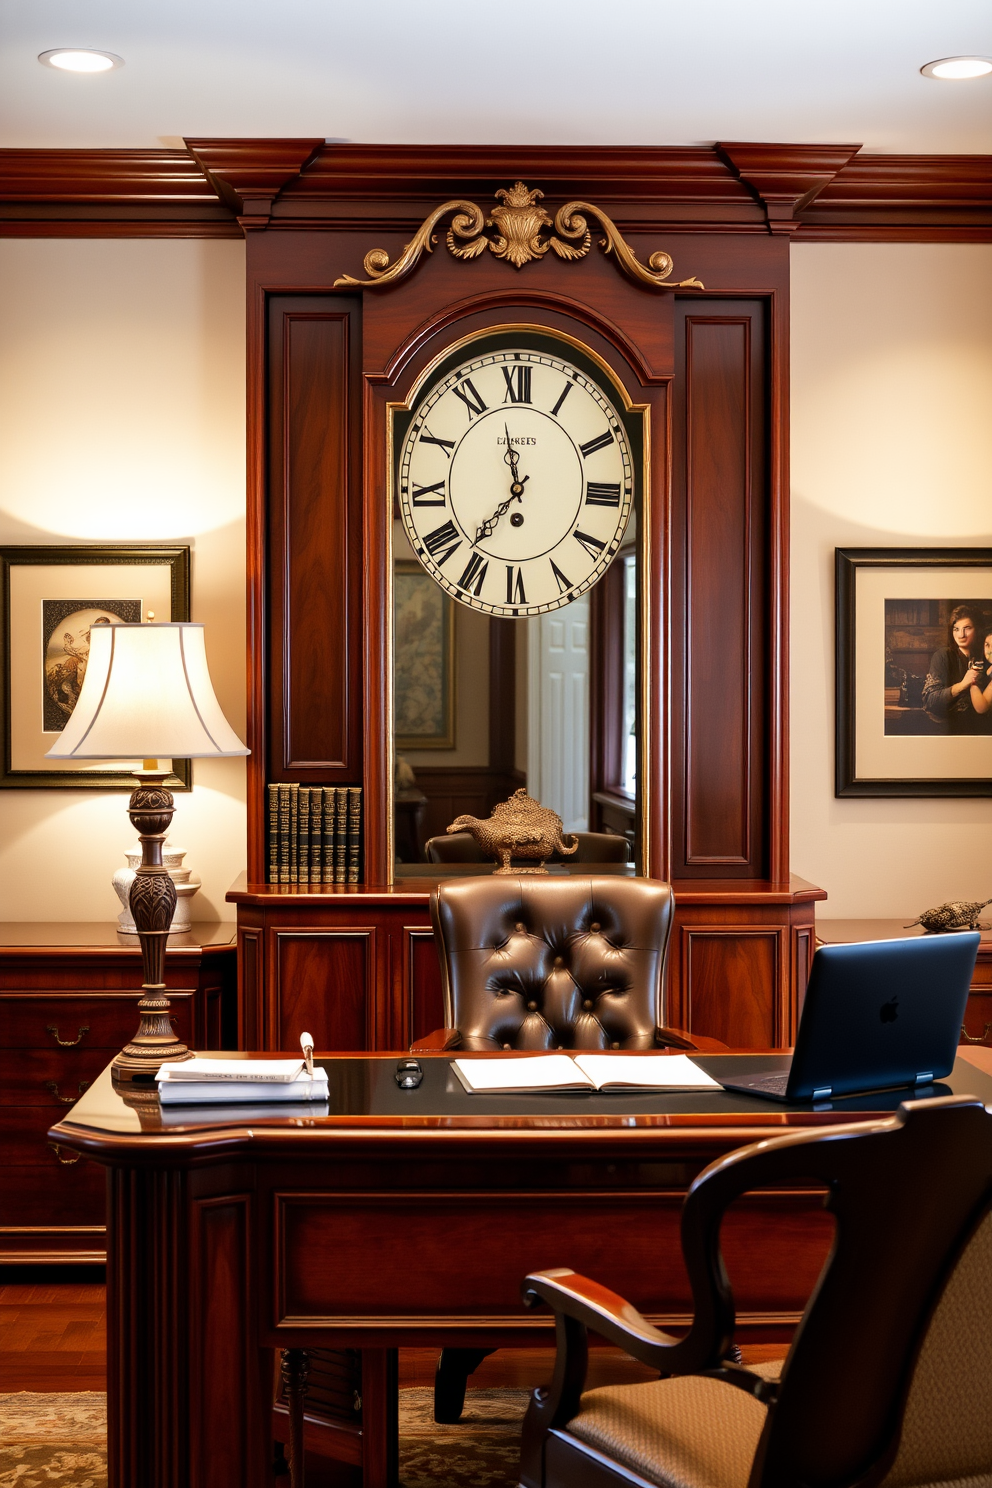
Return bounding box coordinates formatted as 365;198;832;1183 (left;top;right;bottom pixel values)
790;243;992;918
0;238;246;923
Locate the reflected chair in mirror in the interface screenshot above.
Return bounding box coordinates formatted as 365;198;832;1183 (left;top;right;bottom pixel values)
412;873;724;1424
520;1094;992;1488
424;830;632;865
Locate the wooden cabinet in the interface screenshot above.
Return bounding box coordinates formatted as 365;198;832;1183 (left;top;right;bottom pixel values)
0;922;236;1263
231;874;823;1051
195;142;827;1047
817;919;992;1043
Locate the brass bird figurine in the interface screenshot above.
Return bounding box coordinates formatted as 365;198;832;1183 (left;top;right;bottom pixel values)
448;789;578;874
905;899;992;933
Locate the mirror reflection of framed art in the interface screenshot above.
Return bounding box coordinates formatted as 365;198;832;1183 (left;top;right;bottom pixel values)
835;547;992;797
393;560;455;751
0;543;191;790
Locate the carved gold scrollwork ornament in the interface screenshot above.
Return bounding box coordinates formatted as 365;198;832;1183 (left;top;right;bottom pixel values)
333;182;704;292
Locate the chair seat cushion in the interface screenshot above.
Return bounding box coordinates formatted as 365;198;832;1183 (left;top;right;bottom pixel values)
566;1373;770;1488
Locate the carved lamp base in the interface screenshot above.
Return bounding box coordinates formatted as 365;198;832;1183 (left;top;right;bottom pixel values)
112;772;194;1083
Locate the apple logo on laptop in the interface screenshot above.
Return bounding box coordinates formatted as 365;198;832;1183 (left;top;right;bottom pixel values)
880;997;899;1024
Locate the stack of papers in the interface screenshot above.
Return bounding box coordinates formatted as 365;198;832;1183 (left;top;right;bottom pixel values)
156;1057;329;1105
451;1053;720;1095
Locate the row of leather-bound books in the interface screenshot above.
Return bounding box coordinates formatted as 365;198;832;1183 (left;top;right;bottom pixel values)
266;784;362;885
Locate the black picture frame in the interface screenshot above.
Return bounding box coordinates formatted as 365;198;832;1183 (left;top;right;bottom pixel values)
0;544;192;790
835;547;992;798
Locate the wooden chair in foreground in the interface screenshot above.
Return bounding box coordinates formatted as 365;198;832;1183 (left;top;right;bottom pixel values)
413;873;725;1424
520;1094;992;1488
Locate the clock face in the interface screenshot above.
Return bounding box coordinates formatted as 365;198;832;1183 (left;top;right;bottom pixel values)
397;344;634;616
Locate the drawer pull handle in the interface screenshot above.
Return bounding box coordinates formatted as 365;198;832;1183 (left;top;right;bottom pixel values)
961;1022;992;1046
44;1079;91;1105
46;1024;90;1047
49;1143;81;1166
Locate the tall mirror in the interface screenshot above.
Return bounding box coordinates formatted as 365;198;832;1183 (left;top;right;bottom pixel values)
389;330;643;876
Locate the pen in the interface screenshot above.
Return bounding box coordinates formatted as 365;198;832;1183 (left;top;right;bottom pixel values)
300;1031;314;1079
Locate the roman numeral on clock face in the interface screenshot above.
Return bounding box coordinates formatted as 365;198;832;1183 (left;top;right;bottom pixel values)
501;364;532;404
423;520;462;567
580;430;615;458
457;552;489;597
550;560;573;595
451;378;487;419
419;428;455;458
411;479;446;507
550;381;573;418
506;565;527;605
574;528;606;560
585;481;621;507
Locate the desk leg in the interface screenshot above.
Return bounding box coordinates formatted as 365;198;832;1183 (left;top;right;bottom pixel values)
360;1348;398;1488
106;1167;269;1488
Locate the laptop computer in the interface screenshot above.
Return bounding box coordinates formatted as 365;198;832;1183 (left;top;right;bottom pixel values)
718;932;980;1103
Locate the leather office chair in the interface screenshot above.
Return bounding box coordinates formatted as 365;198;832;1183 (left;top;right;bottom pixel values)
425;829;631;865
520;1094;992;1488
414;874;722;1422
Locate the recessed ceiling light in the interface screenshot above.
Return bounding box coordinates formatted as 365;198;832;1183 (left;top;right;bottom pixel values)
921;56;992;80
38;48;124;73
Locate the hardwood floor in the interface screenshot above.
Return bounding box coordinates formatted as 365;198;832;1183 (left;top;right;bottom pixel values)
0;1271;785;1394
0;1273;106;1391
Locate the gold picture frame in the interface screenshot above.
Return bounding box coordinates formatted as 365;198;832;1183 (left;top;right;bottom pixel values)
393;560;455;750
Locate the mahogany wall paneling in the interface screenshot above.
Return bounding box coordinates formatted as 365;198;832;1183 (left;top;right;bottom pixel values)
270;929;376;1051
266;295;364;781
401;927;445;1048
410;765;517;846
239;929;260;1047
679;926;785;1047
670;297;771;879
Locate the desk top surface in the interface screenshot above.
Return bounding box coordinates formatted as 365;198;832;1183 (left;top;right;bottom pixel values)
49;1048;992;1162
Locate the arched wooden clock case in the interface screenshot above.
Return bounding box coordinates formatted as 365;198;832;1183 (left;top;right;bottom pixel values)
226;148;825;1053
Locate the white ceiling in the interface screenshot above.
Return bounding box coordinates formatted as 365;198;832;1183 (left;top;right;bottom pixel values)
1;0;990;153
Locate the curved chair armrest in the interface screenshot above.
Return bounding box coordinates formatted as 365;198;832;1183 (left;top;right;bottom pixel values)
656;1025;728;1052
523;1268;698;1373
410;1027;461;1053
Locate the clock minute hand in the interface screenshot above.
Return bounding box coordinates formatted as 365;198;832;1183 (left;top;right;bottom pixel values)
474;477;529;544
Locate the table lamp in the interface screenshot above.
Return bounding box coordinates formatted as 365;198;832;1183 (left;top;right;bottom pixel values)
45;622;249;1081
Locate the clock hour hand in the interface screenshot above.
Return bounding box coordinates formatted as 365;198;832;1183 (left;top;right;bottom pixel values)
503;424;527;496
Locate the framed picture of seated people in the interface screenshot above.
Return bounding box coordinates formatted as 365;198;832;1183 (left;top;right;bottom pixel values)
0;544;191;789
836;548;992;797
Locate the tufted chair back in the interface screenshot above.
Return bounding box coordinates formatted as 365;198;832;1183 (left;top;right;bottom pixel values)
430;875;674;1052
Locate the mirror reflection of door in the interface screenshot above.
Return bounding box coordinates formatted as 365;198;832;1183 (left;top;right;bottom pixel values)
392;516;639;873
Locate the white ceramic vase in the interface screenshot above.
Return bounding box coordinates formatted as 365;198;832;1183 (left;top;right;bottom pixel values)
112;841;202;934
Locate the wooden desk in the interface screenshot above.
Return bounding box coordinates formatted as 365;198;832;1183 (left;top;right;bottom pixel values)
49;1048;992;1488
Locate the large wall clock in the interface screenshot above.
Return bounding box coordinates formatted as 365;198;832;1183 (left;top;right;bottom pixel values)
396;333;638;617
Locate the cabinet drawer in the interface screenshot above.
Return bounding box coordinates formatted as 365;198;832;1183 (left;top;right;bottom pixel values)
0;1158;106;1227
0;1048;121;1106
0;991;194;1049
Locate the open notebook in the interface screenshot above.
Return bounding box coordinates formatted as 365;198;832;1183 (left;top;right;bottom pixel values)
451;1053;720;1095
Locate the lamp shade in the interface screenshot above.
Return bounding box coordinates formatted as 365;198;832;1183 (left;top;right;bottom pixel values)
45;622;248;761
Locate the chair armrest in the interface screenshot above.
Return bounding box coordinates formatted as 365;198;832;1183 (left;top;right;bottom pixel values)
523;1268;691;1372
656;1025;728;1052
410;1027;460;1053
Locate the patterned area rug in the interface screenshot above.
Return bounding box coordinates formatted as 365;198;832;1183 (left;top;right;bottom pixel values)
0;1388;530;1487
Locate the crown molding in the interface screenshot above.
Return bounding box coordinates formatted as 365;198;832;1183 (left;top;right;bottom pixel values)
183;137;324;229
0;149;240;237
716;142;862;234
0;142;989;241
